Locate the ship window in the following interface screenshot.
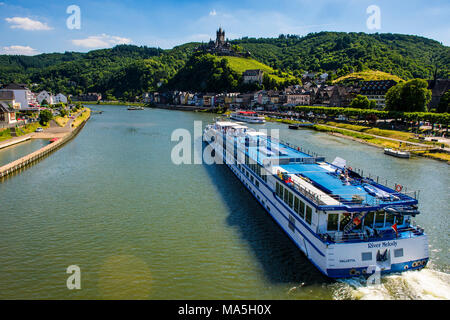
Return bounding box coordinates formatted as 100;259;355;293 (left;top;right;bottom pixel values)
327;213;338;231
255;180;259;188
251;175;254;183
364;211;375;228
339;214;349;231
362;252;372;261
288;191;294;208
375;211;385;227
284;188;289;203
288;215;295;232
294;197;300;214
394;248;404;258
299;200;305;219
276;182;281;197
396;215;404;225
385;213;395;225
306;206;312;225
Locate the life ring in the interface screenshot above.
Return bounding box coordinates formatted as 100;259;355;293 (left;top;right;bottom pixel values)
412;261;417;267
349;269;357;276
395;184;403;192
404;265;409;270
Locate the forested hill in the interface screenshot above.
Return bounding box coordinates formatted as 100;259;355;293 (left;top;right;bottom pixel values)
231;32;449;80
0;32;448;100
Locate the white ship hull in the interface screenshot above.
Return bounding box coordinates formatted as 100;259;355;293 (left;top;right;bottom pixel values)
203;125;429;278
230;114;265;123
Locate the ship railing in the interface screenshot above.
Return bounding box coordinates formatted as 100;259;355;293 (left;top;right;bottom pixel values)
280;173;418;208
266;135;419;199
277;176;327;205
265;136;323;159
349;167;420;200
321;225;424;243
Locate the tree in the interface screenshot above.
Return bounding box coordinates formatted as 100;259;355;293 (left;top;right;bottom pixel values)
385;79;431;112
438;90;449;113
60;108;69;117
41;99;49;106
39;109;53;125
349;94;371;109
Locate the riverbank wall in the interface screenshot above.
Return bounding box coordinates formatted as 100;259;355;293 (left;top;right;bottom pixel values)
0;115;90;179
0;136;31;150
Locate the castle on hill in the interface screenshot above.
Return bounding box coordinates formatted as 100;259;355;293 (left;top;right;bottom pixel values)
197;28;250;57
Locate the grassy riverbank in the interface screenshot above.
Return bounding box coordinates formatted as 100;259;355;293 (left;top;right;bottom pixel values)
0;128;12;142
265;116;313;125
312;124;449;162
16;122;50;136
1;122;50;142
72;108;91;128
264;116;449;163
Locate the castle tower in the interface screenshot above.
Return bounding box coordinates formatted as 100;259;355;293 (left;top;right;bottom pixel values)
216;28;225;46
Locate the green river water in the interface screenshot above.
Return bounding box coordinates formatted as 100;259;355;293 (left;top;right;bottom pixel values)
0;105;448;299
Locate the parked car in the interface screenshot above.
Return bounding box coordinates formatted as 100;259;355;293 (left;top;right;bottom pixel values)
35;127;43;132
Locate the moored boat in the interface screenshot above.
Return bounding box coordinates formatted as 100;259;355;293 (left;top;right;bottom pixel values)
384;148;410;158
230;110;265;123
127;106;144;110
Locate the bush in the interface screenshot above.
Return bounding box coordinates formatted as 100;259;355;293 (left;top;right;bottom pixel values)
39;109;53;125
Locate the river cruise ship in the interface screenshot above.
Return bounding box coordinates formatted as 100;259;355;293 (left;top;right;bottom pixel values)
203;120;429;278
230;111;265;123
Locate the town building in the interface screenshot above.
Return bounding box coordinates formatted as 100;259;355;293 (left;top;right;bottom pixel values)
0;102;17;125
0;91;20;110
72;93;102;102
37;90;54;105
329;86;360;108
359;80;397;109
284;92;311;106
428;79;450;111
243;69;264;84
0;83;36;110
202;94;215;107
54;93;68;104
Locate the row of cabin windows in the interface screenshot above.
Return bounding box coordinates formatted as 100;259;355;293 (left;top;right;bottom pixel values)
326;210;404;232
244;155;268;183
276;182;312;225
237;164;259;188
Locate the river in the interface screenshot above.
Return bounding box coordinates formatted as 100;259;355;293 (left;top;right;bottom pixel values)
0;138;50;167
0;105;448;299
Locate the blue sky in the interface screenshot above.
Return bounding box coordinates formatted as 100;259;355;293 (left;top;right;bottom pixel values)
0;0;449;55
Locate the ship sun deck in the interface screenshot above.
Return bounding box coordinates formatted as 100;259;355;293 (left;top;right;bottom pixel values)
211;121;418;211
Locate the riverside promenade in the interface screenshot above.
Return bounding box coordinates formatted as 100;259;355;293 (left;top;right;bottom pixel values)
0;110;90;179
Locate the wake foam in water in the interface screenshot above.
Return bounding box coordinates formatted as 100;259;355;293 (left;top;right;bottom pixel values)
332;268;450;300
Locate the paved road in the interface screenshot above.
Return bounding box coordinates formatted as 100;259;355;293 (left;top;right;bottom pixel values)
32;113;81;139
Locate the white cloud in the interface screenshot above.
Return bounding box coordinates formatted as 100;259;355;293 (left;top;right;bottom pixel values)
5;17;52;31
71;34;132;48
209;9;217;16
0;45;40;56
